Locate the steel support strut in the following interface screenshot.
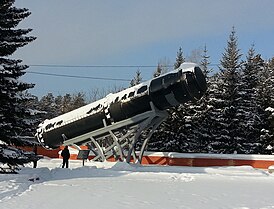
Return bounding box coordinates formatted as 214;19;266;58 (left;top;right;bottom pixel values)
63;102;168;164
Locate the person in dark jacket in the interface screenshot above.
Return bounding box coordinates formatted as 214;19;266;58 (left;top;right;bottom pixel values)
32;145;38;168
61;146;70;168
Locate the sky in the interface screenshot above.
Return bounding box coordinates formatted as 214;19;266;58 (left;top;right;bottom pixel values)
14;0;274;99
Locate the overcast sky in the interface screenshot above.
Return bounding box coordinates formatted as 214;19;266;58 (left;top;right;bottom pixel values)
14;0;274;98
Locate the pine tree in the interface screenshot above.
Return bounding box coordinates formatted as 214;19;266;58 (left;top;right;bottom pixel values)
172;45;213;153
0;0;37;172
130;69;142;87
61;93;74;113
186;45;213;153
174;47;185;69
237;46;265;153
257;58;274;110
207;27;242;153
200;45;211;79
71;92;86;109
38;92;86;119
149;47;202;152
153;63;163;78
257;57;274;152
148;48;186;151
148;107;185;152
39;93;58;118
19;91;46;140
54;95;63;116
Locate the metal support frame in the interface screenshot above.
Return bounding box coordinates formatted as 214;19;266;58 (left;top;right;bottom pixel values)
63;102;168;164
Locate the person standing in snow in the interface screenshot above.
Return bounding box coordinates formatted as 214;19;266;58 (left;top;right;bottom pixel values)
61;146;70;168
32;144;38;168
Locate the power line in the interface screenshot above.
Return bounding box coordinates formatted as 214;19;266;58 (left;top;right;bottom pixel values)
27;71;132;82
25;63;220;81
28;64;220;68
26;64;156;81
29;64;158;68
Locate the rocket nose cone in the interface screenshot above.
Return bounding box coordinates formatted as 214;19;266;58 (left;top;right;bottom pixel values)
194;66;207;93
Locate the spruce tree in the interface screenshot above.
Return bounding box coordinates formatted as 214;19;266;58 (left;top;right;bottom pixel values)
238;46;265;153
173;45;212;153
207;27;242;153
149;47;198;152
200;45;211;79
149;48;185;151
54;95;63;116
71;92;86;109
187;45;213;153
153;63;163;78
19;91;45;140
61;93;73;113
39;93;58;118
257;57;274;152
130;69;142;87
174;47;185;69
0;0;37;172
257;58;274;110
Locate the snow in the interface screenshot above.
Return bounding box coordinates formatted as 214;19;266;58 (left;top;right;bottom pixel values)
1;159;274;209
266;107;274;113
266;107;274;117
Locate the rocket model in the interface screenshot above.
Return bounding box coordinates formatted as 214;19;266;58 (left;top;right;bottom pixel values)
36;63;207;149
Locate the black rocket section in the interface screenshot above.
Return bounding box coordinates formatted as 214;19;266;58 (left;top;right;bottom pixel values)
149;66;206;110
109;95;152;122
39;112;107;149
36;63;207;149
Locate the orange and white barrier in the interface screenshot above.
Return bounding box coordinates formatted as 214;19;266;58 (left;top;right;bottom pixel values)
167;152;274;169
59;147;274;169
20;146;274;169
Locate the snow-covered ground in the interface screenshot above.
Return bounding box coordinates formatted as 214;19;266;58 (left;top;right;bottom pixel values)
1;158;274;209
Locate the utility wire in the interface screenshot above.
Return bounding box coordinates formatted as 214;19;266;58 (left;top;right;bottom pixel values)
26;63;219;81
29;64;219;68
26;64;156;81
29;64;158;68
27;71;132;82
